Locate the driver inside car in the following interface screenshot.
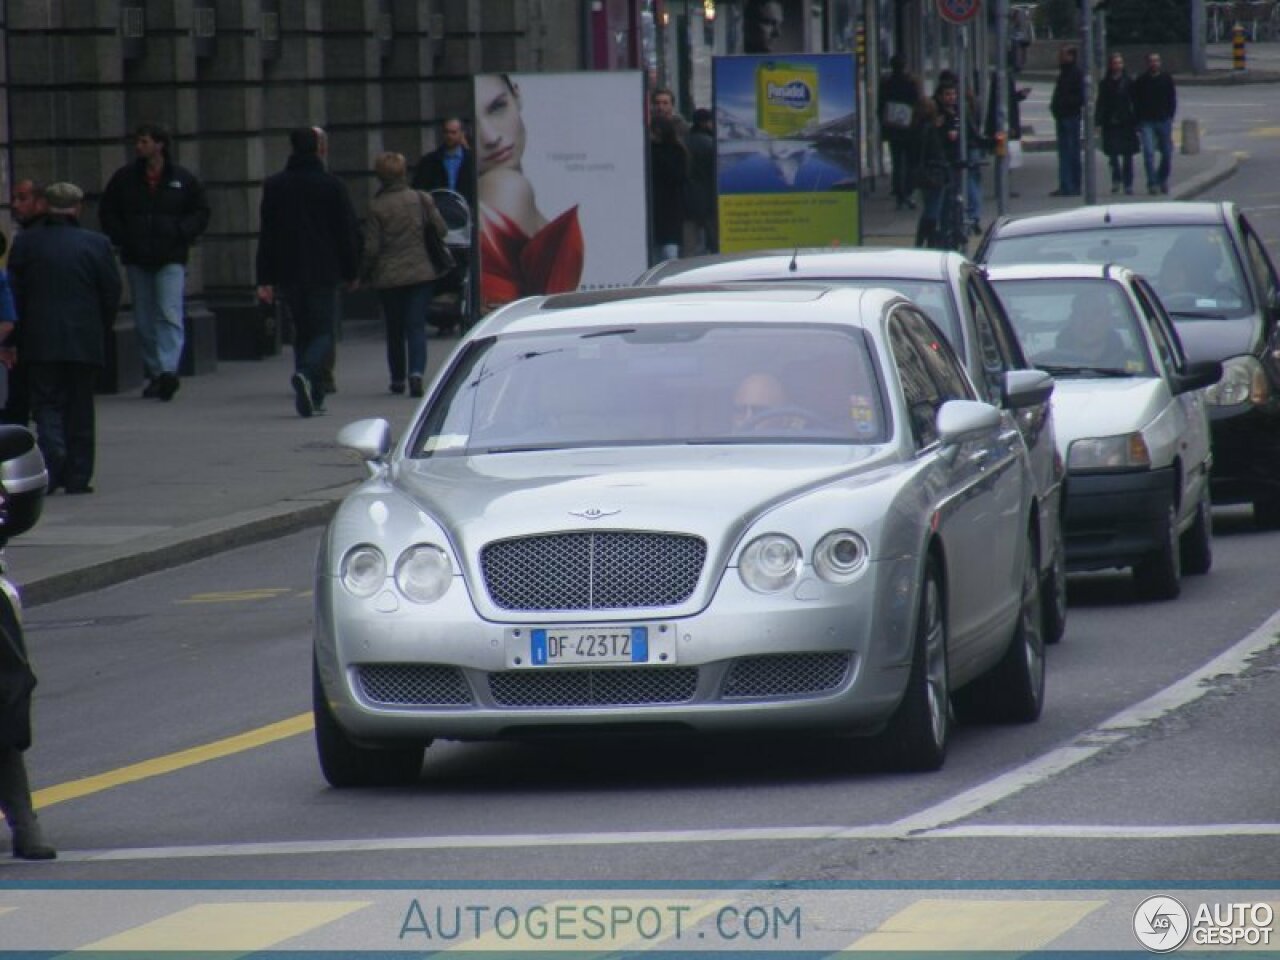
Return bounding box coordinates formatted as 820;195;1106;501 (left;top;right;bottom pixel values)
731;371;808;433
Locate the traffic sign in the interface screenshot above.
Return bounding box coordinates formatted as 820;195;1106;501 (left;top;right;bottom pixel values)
937;0;980;25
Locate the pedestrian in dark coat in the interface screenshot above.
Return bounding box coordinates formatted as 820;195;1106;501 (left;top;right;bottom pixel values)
879;55;921;210
685;109;718;255
1096;53;1140;195
411;117;475;206
1133;52;1177;194
648;115;688;264
1050;45;1085;196
910;97;948;249
98;122;210;401
255;127;361;418
8;183;122;495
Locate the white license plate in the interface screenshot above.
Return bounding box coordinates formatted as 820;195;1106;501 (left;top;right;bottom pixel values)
530;627;647;665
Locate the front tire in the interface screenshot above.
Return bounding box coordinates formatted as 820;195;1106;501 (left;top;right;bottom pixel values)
1041;533;1068;644
314;664;426;788
1133;502;1181;602
876;559;949;772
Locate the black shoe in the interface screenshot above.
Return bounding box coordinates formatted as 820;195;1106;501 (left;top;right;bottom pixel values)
1148;185;1159;195
1160;183;1169;194
1049;189;1067;197
390;381;406;395
1111;182;1121;194
12;824;56;860
320;373;337;394
141;378;162;399
291;372;315;418
409;375;424;399
64;481;94;494
156;372;180;402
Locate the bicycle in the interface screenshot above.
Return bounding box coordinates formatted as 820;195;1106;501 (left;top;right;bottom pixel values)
934;162;971;254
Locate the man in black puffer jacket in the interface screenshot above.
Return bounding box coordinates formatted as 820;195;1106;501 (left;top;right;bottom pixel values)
99;122;210;402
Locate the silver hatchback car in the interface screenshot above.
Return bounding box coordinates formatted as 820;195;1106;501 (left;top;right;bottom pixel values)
638;248;1068;642
987;264;1222;601
314;285;1048;785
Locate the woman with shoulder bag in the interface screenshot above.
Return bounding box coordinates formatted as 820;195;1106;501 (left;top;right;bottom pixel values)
360;152;449;398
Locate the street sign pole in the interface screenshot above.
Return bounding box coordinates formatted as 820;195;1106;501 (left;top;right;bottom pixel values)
995;0;1009;215
1081;0;1096;203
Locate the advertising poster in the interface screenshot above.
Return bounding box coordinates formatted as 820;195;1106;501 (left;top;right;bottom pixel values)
714;53;860;252
740;0;807;54
474;71;648;312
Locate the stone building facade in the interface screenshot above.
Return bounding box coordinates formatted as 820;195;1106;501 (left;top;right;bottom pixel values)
0;0;581;375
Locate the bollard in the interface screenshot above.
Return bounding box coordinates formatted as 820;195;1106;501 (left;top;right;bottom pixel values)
1233;23;1247;70
1182;118;1201;155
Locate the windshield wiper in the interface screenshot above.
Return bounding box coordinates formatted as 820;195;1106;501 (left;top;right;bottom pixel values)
469;348;565;388
580;328;636;339
1168;309;1228;320
1036;363;1135;378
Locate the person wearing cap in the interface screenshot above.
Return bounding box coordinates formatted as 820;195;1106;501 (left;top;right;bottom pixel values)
98;122;210;402
7;181;122;495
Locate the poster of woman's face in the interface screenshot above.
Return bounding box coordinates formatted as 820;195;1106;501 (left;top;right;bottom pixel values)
474;71;648;312
742;0;804;54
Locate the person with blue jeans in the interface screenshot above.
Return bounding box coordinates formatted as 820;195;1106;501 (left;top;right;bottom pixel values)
256;127;361;418
361;152;449;398
1049;45;1084;197
1133;52;1177;195
99;123;209;402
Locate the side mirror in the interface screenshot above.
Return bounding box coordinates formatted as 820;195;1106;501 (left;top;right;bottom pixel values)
337;418;393;464
1003;368;1054;409
0;425;47;541
1173;360;1224;395
937;399;1002;449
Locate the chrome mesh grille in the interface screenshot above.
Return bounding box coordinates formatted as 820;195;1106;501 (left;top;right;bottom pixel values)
721;653;852;700
357;664;473;706
488;668;699;707
481;532;706;611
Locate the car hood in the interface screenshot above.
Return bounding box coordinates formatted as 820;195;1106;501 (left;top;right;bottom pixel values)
1050;378;1170;450
391;444;891;546
1170;315;1260;363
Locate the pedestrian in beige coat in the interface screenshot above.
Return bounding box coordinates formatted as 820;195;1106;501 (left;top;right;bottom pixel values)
361;152;448;397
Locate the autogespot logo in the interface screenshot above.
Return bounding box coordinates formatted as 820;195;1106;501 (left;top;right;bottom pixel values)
1134;895;1191;952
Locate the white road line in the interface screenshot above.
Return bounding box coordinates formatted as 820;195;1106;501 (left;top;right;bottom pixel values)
47;611;1280;864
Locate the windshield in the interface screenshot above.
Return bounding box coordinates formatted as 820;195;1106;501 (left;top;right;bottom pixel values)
990;278;1155;377
985;225;1253;319
412;323;889;456
815;279;962;350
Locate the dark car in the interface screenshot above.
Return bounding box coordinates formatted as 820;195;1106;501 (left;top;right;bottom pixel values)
977;202;1280;527
637;248;1068;643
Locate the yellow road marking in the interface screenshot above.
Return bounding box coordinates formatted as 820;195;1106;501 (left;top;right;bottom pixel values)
176;588;293;604
850;898;1106;951
1250;126;1280;137
74;901;369;952
32;713;313;810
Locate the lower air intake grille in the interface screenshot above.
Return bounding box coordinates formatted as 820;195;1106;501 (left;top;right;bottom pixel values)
357;664;473;706
489;668;699;707
721;653;852;699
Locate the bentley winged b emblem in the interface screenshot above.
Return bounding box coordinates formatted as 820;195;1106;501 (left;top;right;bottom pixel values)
568;507;621;520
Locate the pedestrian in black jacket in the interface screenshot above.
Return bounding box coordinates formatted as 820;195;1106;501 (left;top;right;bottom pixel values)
411;118;475;206
99;123;209;402
879;55;921;210
649;115;689;265
8;183;122;495
1096;53;1140;195
1050;45;1085;196
1133;52;1177;194
255;127;361;418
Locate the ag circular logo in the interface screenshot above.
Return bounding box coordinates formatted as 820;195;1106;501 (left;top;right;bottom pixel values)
1134;895;1191;952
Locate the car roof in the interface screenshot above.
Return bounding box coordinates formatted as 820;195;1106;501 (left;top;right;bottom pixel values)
988;201;1233;240
985;262;1135;283
640;247;961;285
480;283;910;339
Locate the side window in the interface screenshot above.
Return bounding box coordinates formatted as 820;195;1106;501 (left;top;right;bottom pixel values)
889;314;942;448
966;277;1012;403
902;308;975;401
1241;214;1280;306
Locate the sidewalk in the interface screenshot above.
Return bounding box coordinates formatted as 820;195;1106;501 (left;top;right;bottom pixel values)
2;132;1246;607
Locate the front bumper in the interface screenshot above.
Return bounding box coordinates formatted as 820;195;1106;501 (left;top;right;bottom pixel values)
1062;466;1175;571
1206;404;1280;504
314;556;924;743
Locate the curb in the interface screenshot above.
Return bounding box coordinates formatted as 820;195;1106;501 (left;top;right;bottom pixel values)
21;482;358;608
1169;148;1240;199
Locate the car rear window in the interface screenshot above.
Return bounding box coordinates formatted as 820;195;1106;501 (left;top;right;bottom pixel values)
985;225;1253;319
412;323;890;456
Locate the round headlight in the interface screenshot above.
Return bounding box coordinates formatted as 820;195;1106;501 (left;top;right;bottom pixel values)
395;544;452;604
739;534;802;593
341;545;386;597
814;530;869;583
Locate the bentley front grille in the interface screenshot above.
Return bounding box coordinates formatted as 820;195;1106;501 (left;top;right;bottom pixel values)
356;664;473;706
481;531;706;611
488;667;699;707
720;653;852;700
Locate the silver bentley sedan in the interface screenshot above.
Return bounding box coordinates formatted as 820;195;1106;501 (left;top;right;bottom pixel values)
313;285;1049;786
